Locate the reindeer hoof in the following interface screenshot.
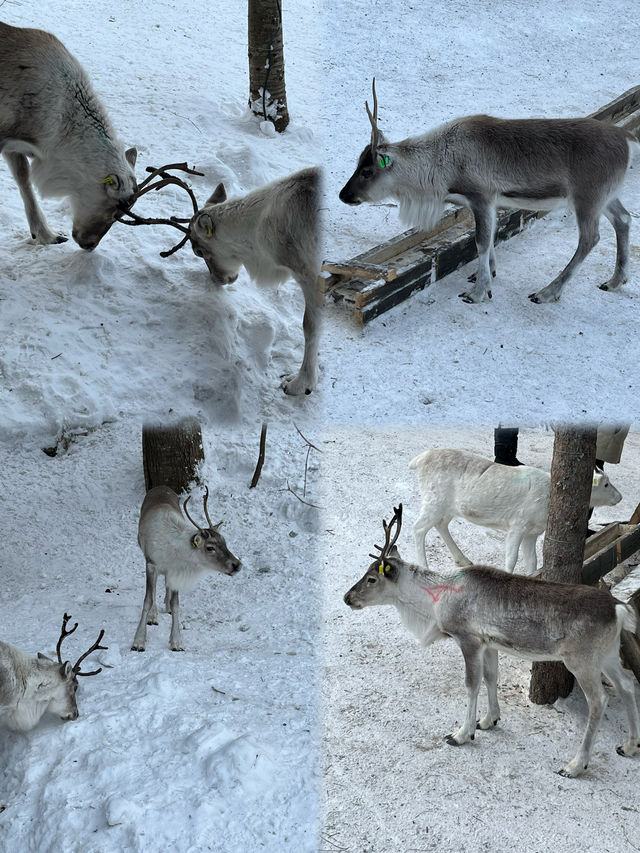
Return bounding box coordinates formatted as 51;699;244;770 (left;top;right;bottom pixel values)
130;644;146;652
54;234;68;244
170;645;185;652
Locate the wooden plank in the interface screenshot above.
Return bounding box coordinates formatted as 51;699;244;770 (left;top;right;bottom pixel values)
322;260;399;282
582;524;640;585
584;521;625;560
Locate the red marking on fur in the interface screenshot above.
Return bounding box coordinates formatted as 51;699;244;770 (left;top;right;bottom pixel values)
418;583;463;603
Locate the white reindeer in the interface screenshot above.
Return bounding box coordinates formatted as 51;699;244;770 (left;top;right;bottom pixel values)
132;486;241;652
188;167;321;396
344;505;640;778
410;448;622;574
0;22;137;249
0;614;106;731
340;79;638;303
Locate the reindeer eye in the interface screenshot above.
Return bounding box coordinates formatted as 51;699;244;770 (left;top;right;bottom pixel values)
194;246;204;258
367;576;377;584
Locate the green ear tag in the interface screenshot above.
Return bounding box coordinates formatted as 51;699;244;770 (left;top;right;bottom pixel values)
378;155;390;169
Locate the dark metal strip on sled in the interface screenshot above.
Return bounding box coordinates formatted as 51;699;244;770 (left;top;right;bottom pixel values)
322;85;640;325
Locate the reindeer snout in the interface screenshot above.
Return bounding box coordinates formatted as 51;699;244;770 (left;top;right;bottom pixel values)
63;709;79;722
339;185;361;205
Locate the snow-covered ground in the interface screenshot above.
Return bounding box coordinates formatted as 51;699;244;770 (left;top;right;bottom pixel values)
1;0;640;851
321;427;640;853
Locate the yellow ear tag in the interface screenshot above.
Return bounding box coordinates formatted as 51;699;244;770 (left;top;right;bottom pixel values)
205;223;212;237
101;176;116;185
379;563;391;574
192;534;202;549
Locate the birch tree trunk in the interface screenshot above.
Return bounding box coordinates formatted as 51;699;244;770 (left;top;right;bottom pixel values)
529;425;597;704
248;0;290;132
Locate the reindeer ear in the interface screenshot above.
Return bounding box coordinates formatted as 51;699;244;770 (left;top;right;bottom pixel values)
125;147;138;168
213;520;224;531
37;653;53;666
60;661;73;678
197;213;214;237
192;534;203;549
207;183;227;205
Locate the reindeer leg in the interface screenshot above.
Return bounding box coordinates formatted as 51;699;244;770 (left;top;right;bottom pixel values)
168;590;184;651
447;638;483;745
281;277;320;396
131;562;157;651
520;533;539;575
434;520;473;568
459;200;496;303
504;528;525;573
477;648;500;730
557;662;606;777
529;206;600;303
599;198;630;293
4;152;68;245
602;651;640;759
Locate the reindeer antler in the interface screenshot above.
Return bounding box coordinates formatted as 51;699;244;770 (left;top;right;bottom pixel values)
56;612;78;664
184;487;222;533
56;613;107;676
369;504;403;560
116;162;204;257
365;77;380;153
73;629;108;677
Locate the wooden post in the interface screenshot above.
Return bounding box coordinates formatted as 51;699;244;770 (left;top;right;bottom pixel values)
142;417;204;494
529;426;597;704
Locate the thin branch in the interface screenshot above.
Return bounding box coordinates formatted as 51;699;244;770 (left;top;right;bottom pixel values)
250;422;268;488
281;481;322;509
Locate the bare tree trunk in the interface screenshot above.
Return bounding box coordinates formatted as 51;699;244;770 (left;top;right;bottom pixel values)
529;425;597;704
248;0;290;132
142;417;204;494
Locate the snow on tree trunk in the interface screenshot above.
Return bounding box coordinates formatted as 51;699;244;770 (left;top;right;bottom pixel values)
529;425;597;704
142;418;204;494
248;0;290;132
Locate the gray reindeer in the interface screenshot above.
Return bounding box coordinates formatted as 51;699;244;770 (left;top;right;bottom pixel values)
340;80;638;304
344;505;640;777
0;22;137;249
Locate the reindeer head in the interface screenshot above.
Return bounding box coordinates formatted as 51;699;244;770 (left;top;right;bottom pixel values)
40;614;108;722
339;79;395;206
344;504;403;609
590;470;623;507
183;487;242;575
71;147;138;250
189;184;241;284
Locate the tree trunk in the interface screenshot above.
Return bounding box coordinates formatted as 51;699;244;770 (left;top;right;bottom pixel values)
529;426;597;704
248;0;290;132
142;418;204;494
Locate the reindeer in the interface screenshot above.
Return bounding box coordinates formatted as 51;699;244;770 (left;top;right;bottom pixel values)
410;448;622;574
188;168;321;396
340;79;638;304
0;614;106;731
132;485;241;652
0;22;137;249
344;505;640;777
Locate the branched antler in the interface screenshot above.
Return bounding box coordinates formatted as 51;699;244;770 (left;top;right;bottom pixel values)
56;613;107;676
56;612;78;664
73;629;108;677
369;504;403;560
116;162;204;257
183;486;222;533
